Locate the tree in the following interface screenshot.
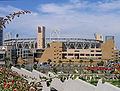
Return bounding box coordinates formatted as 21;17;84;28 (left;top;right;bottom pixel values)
79;60;83;67
9;63;13;68
0;10;31;28
4;57;10;66
4;57;10;61
52;67;57;74
53;61;56;63
58;60;62;65
68;60;73;71
21;64;25;68
99;61;104;66
68;60;73;64
89;59;94;66
33;64;37;70
47;59;52;64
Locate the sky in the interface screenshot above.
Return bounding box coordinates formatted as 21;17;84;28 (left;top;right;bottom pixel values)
1;0;120;48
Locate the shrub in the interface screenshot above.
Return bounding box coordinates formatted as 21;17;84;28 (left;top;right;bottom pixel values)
9;64;13;68
33;64;37;70
21;64;25;68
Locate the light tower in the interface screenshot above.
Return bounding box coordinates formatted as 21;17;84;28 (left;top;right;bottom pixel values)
37;26;45;49
94;33;103;41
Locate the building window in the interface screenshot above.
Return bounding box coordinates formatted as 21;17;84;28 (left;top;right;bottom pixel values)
91;43;95;48
91;54;94;56
96;43;101;48
98;57;101;59
80;54;84;56
96;54;102;56
68;54;73;56
91;50;94;52
86;54;90;56
96;50;101;52
75;50;79;52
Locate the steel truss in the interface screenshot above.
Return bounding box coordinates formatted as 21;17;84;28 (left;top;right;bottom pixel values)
63;42;101;49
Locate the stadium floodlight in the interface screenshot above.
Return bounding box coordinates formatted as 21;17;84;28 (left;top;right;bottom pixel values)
50;30;60;42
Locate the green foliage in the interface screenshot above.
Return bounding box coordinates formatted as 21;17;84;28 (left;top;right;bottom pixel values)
52;67;57;73
0;10;31;28
90;80;98;86
46;81;51;87
79;60;83;67
15;65;21;69
68;60;73;63
99;61;104;66
57;75;62;79
4;57;10;61
91;70;94;73
9;63;13;68
102;78;105;84
47;59;52;64
53;61;56;63
46;78;52;87
58;60;62;64
21;64;25;68
79;60;83;63
33;64;37;70
60;76;65;82
89;59;93;64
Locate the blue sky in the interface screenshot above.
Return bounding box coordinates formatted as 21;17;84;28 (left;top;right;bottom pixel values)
1;0;120;48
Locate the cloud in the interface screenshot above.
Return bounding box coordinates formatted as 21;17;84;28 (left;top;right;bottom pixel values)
98;0;120;11
37;3;74;15
69;0;120;13
0;5;21;16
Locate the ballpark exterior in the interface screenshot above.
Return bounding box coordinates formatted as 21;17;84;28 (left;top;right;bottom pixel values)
36;26;119;64
3;26;119;64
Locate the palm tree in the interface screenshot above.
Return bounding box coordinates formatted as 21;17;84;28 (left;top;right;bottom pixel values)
4;57;10;66
79;60;83;67
89;59;94;67
47;59;52;64
33;64;37;70
0;10;31;29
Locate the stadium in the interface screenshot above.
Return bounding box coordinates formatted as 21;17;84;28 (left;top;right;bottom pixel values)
4;26;119;64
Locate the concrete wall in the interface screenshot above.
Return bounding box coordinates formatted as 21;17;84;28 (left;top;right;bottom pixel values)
64;79;96;91
11;67;120;91
38;42;63;63
101;39;114;60
51;78;64;91
50;78;96;91
96;79;120;91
